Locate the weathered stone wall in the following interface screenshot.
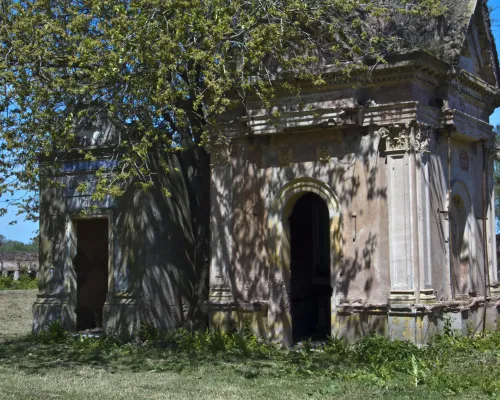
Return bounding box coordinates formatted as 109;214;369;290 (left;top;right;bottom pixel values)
34;149;209;334
226;130;390;301
208;47;499;344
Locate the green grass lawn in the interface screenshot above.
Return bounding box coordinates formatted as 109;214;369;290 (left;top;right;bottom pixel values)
0;289;36;341
0;291;499;399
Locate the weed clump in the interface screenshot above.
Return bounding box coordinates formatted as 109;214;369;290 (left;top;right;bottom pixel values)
0;274;37;290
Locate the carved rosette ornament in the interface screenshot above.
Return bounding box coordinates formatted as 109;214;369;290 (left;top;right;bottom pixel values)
378;123;410;153
277;148;293;166
205;134;231;166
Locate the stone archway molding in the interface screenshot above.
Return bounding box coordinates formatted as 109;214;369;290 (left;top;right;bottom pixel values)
267;177;342;346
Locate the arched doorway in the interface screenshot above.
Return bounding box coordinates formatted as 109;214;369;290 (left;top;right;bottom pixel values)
449;194;470;298
289;193;332;342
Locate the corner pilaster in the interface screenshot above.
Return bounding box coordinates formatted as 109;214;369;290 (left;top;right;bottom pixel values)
206;135;234;328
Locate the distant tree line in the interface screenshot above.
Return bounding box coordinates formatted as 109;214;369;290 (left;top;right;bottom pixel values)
0;235;38;252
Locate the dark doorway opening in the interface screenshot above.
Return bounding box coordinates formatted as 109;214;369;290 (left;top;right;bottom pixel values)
450;195;470;299
289;193;332;343
74;219;109;330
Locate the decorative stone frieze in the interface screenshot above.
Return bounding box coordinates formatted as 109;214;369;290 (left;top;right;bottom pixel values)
205;134;231;166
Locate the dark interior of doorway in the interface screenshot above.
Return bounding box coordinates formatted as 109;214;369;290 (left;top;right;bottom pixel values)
289;193;332;343
74;219;109;330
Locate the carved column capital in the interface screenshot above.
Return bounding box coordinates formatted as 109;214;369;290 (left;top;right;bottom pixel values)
205;134;231;167
378;123;410;153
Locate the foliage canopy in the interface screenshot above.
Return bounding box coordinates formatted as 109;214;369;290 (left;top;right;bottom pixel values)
0;0;448;221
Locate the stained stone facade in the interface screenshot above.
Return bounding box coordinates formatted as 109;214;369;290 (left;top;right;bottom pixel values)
206;2;500;345
34;0;500;345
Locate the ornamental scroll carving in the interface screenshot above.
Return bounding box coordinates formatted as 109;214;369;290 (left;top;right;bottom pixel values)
205;134;231;166
415;123;432;153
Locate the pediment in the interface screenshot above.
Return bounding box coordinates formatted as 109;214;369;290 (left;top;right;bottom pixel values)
458;0;499;88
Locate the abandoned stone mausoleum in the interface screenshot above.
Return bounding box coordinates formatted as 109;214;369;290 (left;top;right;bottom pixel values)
33;0;500;345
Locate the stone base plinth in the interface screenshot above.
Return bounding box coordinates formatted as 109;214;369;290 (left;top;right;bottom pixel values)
333;305;388;343
420;289;437;304
389;290;417;305
388;306;433;345
490;286;500;299
102;293;140;336
32;294;75;333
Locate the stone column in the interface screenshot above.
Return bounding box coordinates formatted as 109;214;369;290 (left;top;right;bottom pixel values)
380;123;417;305
487;149;500;295
415;124;436;303
206;135;233;329
380;122;435;344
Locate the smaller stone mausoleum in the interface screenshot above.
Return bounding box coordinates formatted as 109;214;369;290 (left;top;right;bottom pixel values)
33;0;500;345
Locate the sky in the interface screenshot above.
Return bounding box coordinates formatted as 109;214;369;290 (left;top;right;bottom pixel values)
2;2;500;243
489;0;500;129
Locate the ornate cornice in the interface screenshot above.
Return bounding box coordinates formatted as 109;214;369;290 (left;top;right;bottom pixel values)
440;108;494;141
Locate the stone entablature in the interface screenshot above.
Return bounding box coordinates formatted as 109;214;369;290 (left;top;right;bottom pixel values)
216;53;499;144
221;101;493;144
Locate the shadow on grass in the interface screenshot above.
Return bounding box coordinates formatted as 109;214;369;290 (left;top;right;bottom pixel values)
0;333;284;377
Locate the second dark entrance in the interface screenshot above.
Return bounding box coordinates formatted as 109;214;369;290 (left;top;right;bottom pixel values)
73;219;109;330
289;193;332;343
